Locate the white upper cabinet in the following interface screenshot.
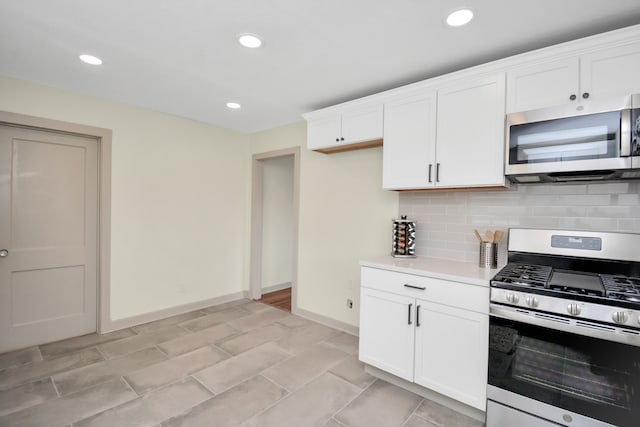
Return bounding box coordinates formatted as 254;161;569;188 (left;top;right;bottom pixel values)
305;103;383;152
435;73;507;188
383;73;507;190
382;90;437;189
581;41;640;101
506;57;579;113
306;114;340;150
507;41;640;113
341;105;384;144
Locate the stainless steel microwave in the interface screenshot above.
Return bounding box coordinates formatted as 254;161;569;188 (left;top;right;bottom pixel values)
505;94;640;183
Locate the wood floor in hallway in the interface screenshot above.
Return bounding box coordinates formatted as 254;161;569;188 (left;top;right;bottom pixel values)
258;287;292;312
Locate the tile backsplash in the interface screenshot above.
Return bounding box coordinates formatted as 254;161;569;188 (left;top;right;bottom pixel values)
398;181;640;265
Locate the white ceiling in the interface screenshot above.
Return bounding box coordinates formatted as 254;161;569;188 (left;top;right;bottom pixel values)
1;1;640;134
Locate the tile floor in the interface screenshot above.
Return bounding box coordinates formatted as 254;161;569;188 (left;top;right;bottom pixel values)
0;299;485;427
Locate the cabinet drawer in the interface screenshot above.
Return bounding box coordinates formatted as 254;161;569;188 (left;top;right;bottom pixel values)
361;267;489;314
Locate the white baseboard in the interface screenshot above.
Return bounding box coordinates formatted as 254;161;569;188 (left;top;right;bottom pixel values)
261;282;292;294
364;365;485;422
102;291;250;333
293;307;359;336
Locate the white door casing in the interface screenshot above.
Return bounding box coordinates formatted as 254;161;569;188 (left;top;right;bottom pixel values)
0;125;99;352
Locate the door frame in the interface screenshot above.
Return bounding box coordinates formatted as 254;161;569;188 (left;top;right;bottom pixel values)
0;111;113;334
250;147;300;312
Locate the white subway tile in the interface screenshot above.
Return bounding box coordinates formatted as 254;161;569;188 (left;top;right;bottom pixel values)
618;219;640;232
587;182;629;194
586;205;636;218
522;183;588;195
530;206;588;217
556;194;611;206
557;217;618;231
617;193;640;205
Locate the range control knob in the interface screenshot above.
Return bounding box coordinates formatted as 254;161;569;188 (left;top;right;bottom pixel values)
567;303;582;316
612;311;629;324
525;295;539;308
505;292;519;304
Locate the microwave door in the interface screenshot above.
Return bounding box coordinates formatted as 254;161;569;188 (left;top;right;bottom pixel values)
506;109;632;176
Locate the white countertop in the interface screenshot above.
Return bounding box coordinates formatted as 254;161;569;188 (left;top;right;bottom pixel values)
360;256;505;287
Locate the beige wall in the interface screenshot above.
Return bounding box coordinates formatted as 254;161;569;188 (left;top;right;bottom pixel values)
1;75;400;330
261;156;294;290
0;75;249;321
249;123;398;327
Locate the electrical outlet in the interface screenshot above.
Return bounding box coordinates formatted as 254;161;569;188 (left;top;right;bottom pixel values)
347;299;353;309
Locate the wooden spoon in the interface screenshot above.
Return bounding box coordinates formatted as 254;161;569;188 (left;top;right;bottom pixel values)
474;229;484;242
494;230;505;243
485;230;494;243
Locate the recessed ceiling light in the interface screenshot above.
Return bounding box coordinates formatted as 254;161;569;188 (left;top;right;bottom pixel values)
226;102;241;109
238;34;262;49
446;9;474;27
79;54;103;65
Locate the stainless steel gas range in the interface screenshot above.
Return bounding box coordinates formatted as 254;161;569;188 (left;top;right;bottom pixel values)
487;228;640;427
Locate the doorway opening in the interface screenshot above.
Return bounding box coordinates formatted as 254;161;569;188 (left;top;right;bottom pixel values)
250;147;300;313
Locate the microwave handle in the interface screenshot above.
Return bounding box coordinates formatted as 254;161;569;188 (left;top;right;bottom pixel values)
621;109;631;157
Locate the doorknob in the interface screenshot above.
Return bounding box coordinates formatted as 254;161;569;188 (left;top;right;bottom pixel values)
0;249;8;257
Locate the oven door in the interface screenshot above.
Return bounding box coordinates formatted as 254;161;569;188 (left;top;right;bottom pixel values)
488;310;640;427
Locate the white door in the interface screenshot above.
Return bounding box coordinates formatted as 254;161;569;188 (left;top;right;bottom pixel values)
340;104;383;144
307;115;340;150
435;72;506;187
414;301;488;410
382;90;437;190
580;41;640;101
506;57;580;113
358;287;415;382
0;125;98;353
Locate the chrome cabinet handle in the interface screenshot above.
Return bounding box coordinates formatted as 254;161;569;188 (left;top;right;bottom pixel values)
408;303;413;325
428;164;432;183
0;249;8;258
416;305;421;327
404;284;426;290
436;163;440;182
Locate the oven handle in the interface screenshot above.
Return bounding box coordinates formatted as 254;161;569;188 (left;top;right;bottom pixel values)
490;304;640;348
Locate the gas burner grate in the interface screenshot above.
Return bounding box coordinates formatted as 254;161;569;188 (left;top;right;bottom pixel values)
493;263;553;288
601;274;640;302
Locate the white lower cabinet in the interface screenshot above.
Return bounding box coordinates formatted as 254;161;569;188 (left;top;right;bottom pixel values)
359;288;415;381
413;301;488;410
359;267;489;411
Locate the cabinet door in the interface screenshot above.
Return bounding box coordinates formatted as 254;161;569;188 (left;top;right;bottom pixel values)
506;57;579;113
341;104;384;144
307;114;340;150
414;301;488;410
359;287;415;382
580;41;640;101
435;73;506;187
382;91;437;189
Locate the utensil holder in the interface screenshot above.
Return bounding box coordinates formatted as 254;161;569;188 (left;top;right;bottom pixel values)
479;242;498;268
392;216;416;258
